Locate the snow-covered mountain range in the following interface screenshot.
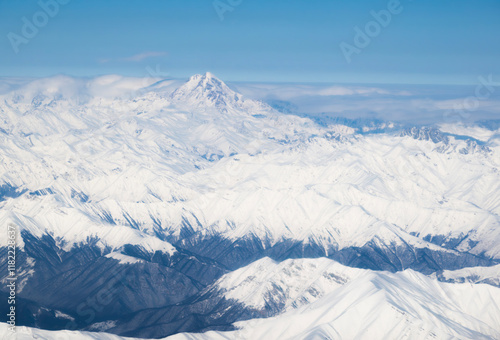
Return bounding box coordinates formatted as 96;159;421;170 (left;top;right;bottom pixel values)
0;73;499;339
171;267;500;340
2;261;500;339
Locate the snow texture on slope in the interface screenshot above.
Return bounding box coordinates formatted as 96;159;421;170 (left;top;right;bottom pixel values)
169;269;500;340
0;73;499;264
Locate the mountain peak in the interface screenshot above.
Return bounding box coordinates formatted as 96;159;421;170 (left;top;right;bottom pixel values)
170;72;242;111
204;71;216;79
186;72;216;83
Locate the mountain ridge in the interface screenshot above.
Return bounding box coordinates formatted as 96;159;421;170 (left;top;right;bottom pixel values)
0;74;499;338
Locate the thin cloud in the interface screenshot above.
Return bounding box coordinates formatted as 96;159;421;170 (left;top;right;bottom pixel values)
317;86;390;96
232;82;500;124
98;51;168;64
123;51;168;62
233;83;412;101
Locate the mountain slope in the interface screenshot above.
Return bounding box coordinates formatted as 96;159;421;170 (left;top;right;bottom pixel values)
98;258;366;338
78;257;500;338
169;270;500;340
1;73;499;274
1;74;500;337
170;72;271;115
3;267;500;340
437;264;500;287
211;257;364;312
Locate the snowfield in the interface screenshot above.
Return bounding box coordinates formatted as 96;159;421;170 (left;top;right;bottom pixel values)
2;268;500;339
0;73;499;339
0;73;499;260
171;269;500;340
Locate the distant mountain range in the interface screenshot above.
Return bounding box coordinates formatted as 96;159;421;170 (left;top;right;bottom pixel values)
0;73;499;339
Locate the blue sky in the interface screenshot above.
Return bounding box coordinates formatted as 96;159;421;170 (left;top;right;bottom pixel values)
0;0;499;84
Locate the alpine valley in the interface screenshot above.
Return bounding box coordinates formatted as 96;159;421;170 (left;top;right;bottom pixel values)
0;73;499;339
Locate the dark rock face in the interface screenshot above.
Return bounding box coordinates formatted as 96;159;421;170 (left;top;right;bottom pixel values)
329;242;495;274
0;183;26;201
81;235;499;338
105;295;244;338
401;127;449;144
0;231;227;331
400;126;491;154
0;229;498;338
97;281;277;338
170;231;497;274
0;291;77;331
436;273;500;288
